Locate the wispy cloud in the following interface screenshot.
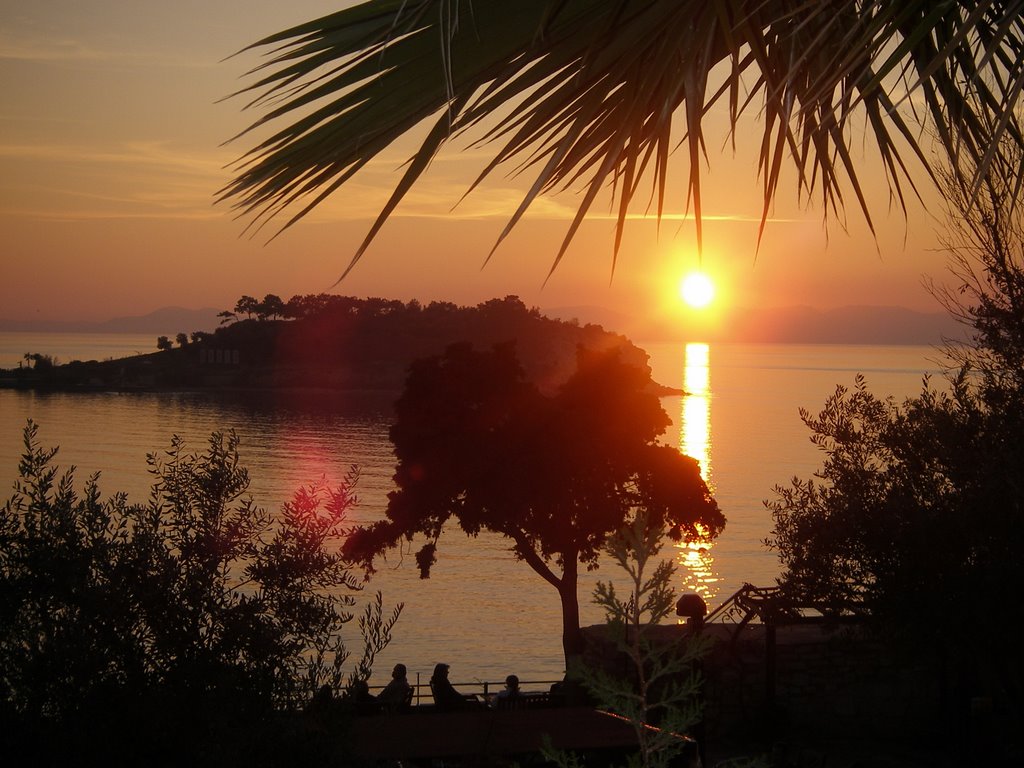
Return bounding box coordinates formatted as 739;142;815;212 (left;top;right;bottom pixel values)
0;205;222;223
588;211;803;223
0;138;803;227
0;140;230;175
0;139;232;222
0;31;220;69
0;34;126;63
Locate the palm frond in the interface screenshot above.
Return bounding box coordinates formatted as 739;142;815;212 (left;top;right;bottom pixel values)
221;0;1024;278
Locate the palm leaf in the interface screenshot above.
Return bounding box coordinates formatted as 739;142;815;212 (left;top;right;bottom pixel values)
221;0;1024;277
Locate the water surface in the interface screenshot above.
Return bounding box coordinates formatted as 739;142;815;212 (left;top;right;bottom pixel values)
0;338;942;685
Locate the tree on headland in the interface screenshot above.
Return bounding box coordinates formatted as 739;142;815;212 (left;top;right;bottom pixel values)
175;332;189;347
235;294;259;320
20;353;56;371
156;335;173;351
216;294;287;323
222;2;1024;277
345;343;723;666
256;293;286;320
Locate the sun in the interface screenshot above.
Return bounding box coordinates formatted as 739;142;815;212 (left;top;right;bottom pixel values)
680;272;715;309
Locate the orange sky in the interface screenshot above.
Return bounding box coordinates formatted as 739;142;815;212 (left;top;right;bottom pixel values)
1;0;954;333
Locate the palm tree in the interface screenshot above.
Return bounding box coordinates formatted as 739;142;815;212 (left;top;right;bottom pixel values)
221;1;1024;278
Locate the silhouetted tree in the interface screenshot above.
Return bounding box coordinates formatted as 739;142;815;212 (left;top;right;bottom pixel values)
156;335;173;352
257;293;286;320
770;127;1024;620
20;353;56;370
345;343;722;665
235;295;259;320
283;294;306;319
217;309;237;325
175;332;189;347
547;513;708;768
766;129;1024;726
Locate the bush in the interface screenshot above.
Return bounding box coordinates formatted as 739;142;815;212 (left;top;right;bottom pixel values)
0;421;398;765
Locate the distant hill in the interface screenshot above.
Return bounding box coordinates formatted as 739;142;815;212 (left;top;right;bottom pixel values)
723;305;970;345
0;307;221;334
3;295;661;394
558;303;971;345
2;302;969;345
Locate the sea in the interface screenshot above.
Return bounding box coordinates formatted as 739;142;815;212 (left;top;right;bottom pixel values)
0;332;947;689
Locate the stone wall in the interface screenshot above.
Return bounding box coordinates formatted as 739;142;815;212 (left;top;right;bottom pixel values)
584;621;950;744
696;622;945;742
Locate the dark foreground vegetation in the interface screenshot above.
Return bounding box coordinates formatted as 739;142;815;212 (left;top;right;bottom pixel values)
5;294;658;395
765;146;1024;752
0;424;401;766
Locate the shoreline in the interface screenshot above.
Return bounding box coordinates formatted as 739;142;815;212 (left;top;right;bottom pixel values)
0;374;684;398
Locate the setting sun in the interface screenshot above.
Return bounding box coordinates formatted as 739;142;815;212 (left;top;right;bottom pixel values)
680;272;715;308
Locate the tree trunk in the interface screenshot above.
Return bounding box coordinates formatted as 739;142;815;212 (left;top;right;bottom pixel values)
509;534;584;675
558;555;584;669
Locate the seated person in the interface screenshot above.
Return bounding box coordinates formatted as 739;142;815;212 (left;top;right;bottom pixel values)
430;663;471;710
377;663;413;712
492;674;522;710
348;678;380;715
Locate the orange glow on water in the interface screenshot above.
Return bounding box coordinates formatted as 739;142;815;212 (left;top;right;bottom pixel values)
677;343;718;605
676;523;718;604
682;343;711;486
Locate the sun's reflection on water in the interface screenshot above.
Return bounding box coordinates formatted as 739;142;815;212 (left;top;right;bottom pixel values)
676;343;718;606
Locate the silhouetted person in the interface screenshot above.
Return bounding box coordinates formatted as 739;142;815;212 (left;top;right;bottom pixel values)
348;678;380;715
430;663;469;710
493;674;521;710
377;663;413;712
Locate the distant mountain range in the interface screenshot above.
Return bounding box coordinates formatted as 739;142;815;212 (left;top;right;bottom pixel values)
0;307;222;335
2;302;969;345
723;304;970;344
547;304;970;345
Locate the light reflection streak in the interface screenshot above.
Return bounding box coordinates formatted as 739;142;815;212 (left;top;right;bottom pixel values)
676;343;718;606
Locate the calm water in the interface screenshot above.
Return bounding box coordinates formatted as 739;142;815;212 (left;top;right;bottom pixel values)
0;334;945;687
1;331;159;370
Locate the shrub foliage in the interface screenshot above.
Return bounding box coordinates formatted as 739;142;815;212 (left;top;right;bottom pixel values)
0;423;393;763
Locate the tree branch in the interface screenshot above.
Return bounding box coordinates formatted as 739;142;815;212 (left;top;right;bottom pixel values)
509;530;562;590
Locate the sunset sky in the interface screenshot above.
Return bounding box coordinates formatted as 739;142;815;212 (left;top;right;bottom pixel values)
2;0;956;333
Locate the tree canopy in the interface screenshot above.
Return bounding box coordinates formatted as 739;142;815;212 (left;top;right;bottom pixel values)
765;135;1024;717
222;1;1024;276
345;343;723;663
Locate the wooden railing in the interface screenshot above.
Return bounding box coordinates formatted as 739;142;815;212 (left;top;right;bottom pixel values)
369;678;564;709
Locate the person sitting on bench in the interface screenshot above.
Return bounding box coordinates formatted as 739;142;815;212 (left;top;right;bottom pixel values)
430;663;473;710
492;674;522;710
377;663;413;712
